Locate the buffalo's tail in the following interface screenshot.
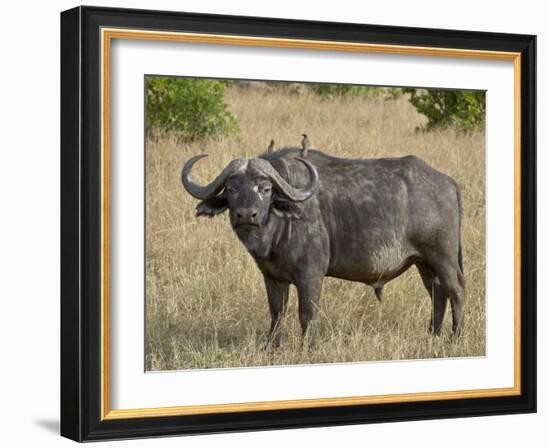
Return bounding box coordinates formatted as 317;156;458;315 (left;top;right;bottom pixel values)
455;183;465;289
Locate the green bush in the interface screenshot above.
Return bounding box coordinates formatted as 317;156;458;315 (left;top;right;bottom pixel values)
384;87;406;101
146;76;239;141
308;83;384;99
402;88;485;133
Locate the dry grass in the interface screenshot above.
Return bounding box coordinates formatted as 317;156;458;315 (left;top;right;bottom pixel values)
145;84;486;371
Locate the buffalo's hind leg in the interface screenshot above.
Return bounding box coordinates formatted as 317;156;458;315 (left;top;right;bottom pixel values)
435;261;465;336
416;262;448;336
263;276;290;349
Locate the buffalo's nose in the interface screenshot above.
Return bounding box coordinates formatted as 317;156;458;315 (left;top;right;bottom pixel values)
236;208;258;224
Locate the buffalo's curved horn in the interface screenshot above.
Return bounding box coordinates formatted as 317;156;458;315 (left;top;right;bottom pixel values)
252;157;319;202
181;154;246;200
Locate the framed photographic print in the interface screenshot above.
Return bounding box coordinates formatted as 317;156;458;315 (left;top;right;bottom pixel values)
60;6;536;442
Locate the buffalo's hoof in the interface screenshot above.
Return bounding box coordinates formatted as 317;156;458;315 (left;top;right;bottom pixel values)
263;333;284;351
451;327;464;339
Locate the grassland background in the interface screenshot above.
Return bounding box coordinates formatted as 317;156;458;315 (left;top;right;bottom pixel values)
145;82;486;371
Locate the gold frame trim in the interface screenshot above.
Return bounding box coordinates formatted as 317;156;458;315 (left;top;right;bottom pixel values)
100;28;522;420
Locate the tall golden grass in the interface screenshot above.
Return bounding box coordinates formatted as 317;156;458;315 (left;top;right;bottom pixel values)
145;84;485;371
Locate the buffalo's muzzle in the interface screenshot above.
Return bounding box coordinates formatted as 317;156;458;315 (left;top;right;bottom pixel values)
235;208;259;226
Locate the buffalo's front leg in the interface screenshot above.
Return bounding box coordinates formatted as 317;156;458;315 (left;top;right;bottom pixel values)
296;274;324;338
264;276;290;348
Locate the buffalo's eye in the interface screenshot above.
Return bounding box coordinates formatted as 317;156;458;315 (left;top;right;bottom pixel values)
261;186;271;193
226;186;237;194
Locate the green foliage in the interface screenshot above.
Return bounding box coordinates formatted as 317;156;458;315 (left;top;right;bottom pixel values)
402;88;485;133
384;87;406;101
308;83;384;99
146;76;239;141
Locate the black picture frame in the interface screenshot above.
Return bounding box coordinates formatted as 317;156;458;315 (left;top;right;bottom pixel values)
61;5;536;442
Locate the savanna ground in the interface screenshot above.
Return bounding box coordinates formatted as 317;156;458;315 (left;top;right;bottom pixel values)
145;82;486;371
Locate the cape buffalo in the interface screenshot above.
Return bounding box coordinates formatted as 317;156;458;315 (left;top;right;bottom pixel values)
181;147;465;345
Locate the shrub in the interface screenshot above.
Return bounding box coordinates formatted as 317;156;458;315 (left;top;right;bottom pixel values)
146;76;239;141
402;88;485;133
308;83;384;99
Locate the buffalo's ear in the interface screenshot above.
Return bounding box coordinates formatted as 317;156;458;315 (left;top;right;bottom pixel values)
196;196;229;217
271;194;301;219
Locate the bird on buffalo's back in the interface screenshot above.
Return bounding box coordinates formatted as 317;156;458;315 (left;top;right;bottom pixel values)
300;134;310;157
267;139;275;153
